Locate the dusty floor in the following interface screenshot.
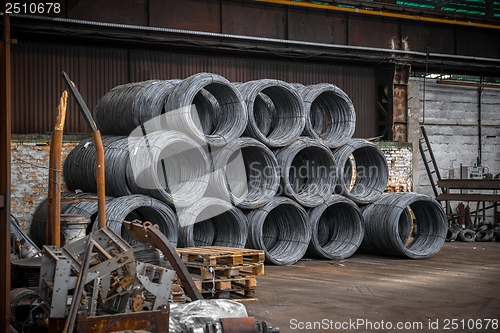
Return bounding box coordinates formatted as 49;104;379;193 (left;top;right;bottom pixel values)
245;242;500;333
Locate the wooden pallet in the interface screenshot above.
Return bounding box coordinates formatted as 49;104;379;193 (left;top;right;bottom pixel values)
176;246;264;266
185;262;264;279
193;275;257;300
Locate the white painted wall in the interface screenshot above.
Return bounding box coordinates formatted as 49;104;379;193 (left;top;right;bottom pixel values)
408;77;500;221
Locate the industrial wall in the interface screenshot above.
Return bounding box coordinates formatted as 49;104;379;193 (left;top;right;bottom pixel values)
409;78;500;211
11;41;378;138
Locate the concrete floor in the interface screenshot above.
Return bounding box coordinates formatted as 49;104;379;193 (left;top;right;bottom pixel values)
245;242;500;333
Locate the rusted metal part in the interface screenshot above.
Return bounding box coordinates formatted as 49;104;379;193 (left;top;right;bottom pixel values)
62;237;94;333
62;71;106;228
47;91;68;247
123;221;203;301
49;305;169;333
221;317;261;333
1;6;12;333
437;179;500;190
436;193;500;202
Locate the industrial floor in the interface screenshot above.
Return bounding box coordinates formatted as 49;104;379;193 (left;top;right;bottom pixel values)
245;242;500;333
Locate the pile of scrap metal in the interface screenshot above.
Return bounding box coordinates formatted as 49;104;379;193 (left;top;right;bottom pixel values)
10;221;279;333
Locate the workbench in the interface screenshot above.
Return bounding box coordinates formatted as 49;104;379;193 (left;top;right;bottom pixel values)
436;179;500;225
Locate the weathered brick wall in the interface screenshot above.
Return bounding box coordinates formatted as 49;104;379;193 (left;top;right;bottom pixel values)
376;142;413;193
11;136;79;232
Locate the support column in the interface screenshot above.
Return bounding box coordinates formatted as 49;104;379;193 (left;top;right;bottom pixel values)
392;64;410;142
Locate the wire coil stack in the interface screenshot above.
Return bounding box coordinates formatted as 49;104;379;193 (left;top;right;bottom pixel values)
48;71;447;265
246;196;311;265
236;79;305;148
360;193;447;259
307;195;364;260
92;194;179;246
207;137;279;209
297;83;356;148
177;197;248;248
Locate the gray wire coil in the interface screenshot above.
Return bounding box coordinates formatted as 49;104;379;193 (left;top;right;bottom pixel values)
126;130;211;208
164;72;248;147
297;83;356;148
307;195;364;260
246;196;311;265
30;192;114;248
360;192;447;259
92;194;179;247
332;138;388;205
207;137;279;209
274;137;337;207
177;197;248;248
64;136;133;197
94;80;180;135
236;79;305;148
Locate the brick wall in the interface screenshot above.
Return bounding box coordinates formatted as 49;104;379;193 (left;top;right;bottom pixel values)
376;142;413;193
11;136;80;232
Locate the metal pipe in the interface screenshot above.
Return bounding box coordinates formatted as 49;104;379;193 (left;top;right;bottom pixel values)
7;13;500;67
0;5;12;333
436;80;500;89
478;81;482;166
93;130;107;229
255;0;500;30
47;91;67;247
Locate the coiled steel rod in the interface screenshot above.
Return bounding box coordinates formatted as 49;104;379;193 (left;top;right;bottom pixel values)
207;137;279;209
237;79;305;148
92;194;179;247
307;195;364;259
246;196;311;265
274;137;337;207
360;192;447;259
177;197;248;248
297;83;356;148
332;139;388;205
126;130;211;208
164;73;248;147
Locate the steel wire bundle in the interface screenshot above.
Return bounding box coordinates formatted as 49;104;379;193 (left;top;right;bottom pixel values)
126;130;211;208
307;195;364;259
236;79;305;148
177;197;248;248
30;192;114;248
332;138;388;205
64;136;133;197
360;192;447;259
94;80;180;135
207;137;279;209
297;83;356;148
274;137;337;207
92;194;179;247
164;72;248;147
246;196;311;265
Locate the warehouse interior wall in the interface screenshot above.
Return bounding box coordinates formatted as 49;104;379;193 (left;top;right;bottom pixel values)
409;77;500;219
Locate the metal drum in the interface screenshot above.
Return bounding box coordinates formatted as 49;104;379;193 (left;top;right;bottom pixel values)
60;214;90;246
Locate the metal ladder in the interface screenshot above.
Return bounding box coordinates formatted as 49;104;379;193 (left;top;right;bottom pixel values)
419;125;444;198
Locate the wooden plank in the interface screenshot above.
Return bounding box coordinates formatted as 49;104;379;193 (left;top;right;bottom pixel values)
176;247;265;266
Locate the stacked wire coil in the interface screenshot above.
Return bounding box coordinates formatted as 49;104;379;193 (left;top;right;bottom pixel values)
360;192;447;259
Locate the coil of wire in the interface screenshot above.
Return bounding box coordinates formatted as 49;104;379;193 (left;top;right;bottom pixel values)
164;72;248;147
92;194;179;247
274;137;337;207
177;197;248;248
94;80;180;135
307;195;364;260
360;192;447;259
297;83;356;148
246;196;311;265
236;79;305;148
126;130;211;208
30;192;114;248
207;137;279;209
332;138;388;205
64;136;133;197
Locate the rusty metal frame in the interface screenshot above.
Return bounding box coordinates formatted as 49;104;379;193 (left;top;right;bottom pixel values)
0;3;12;333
